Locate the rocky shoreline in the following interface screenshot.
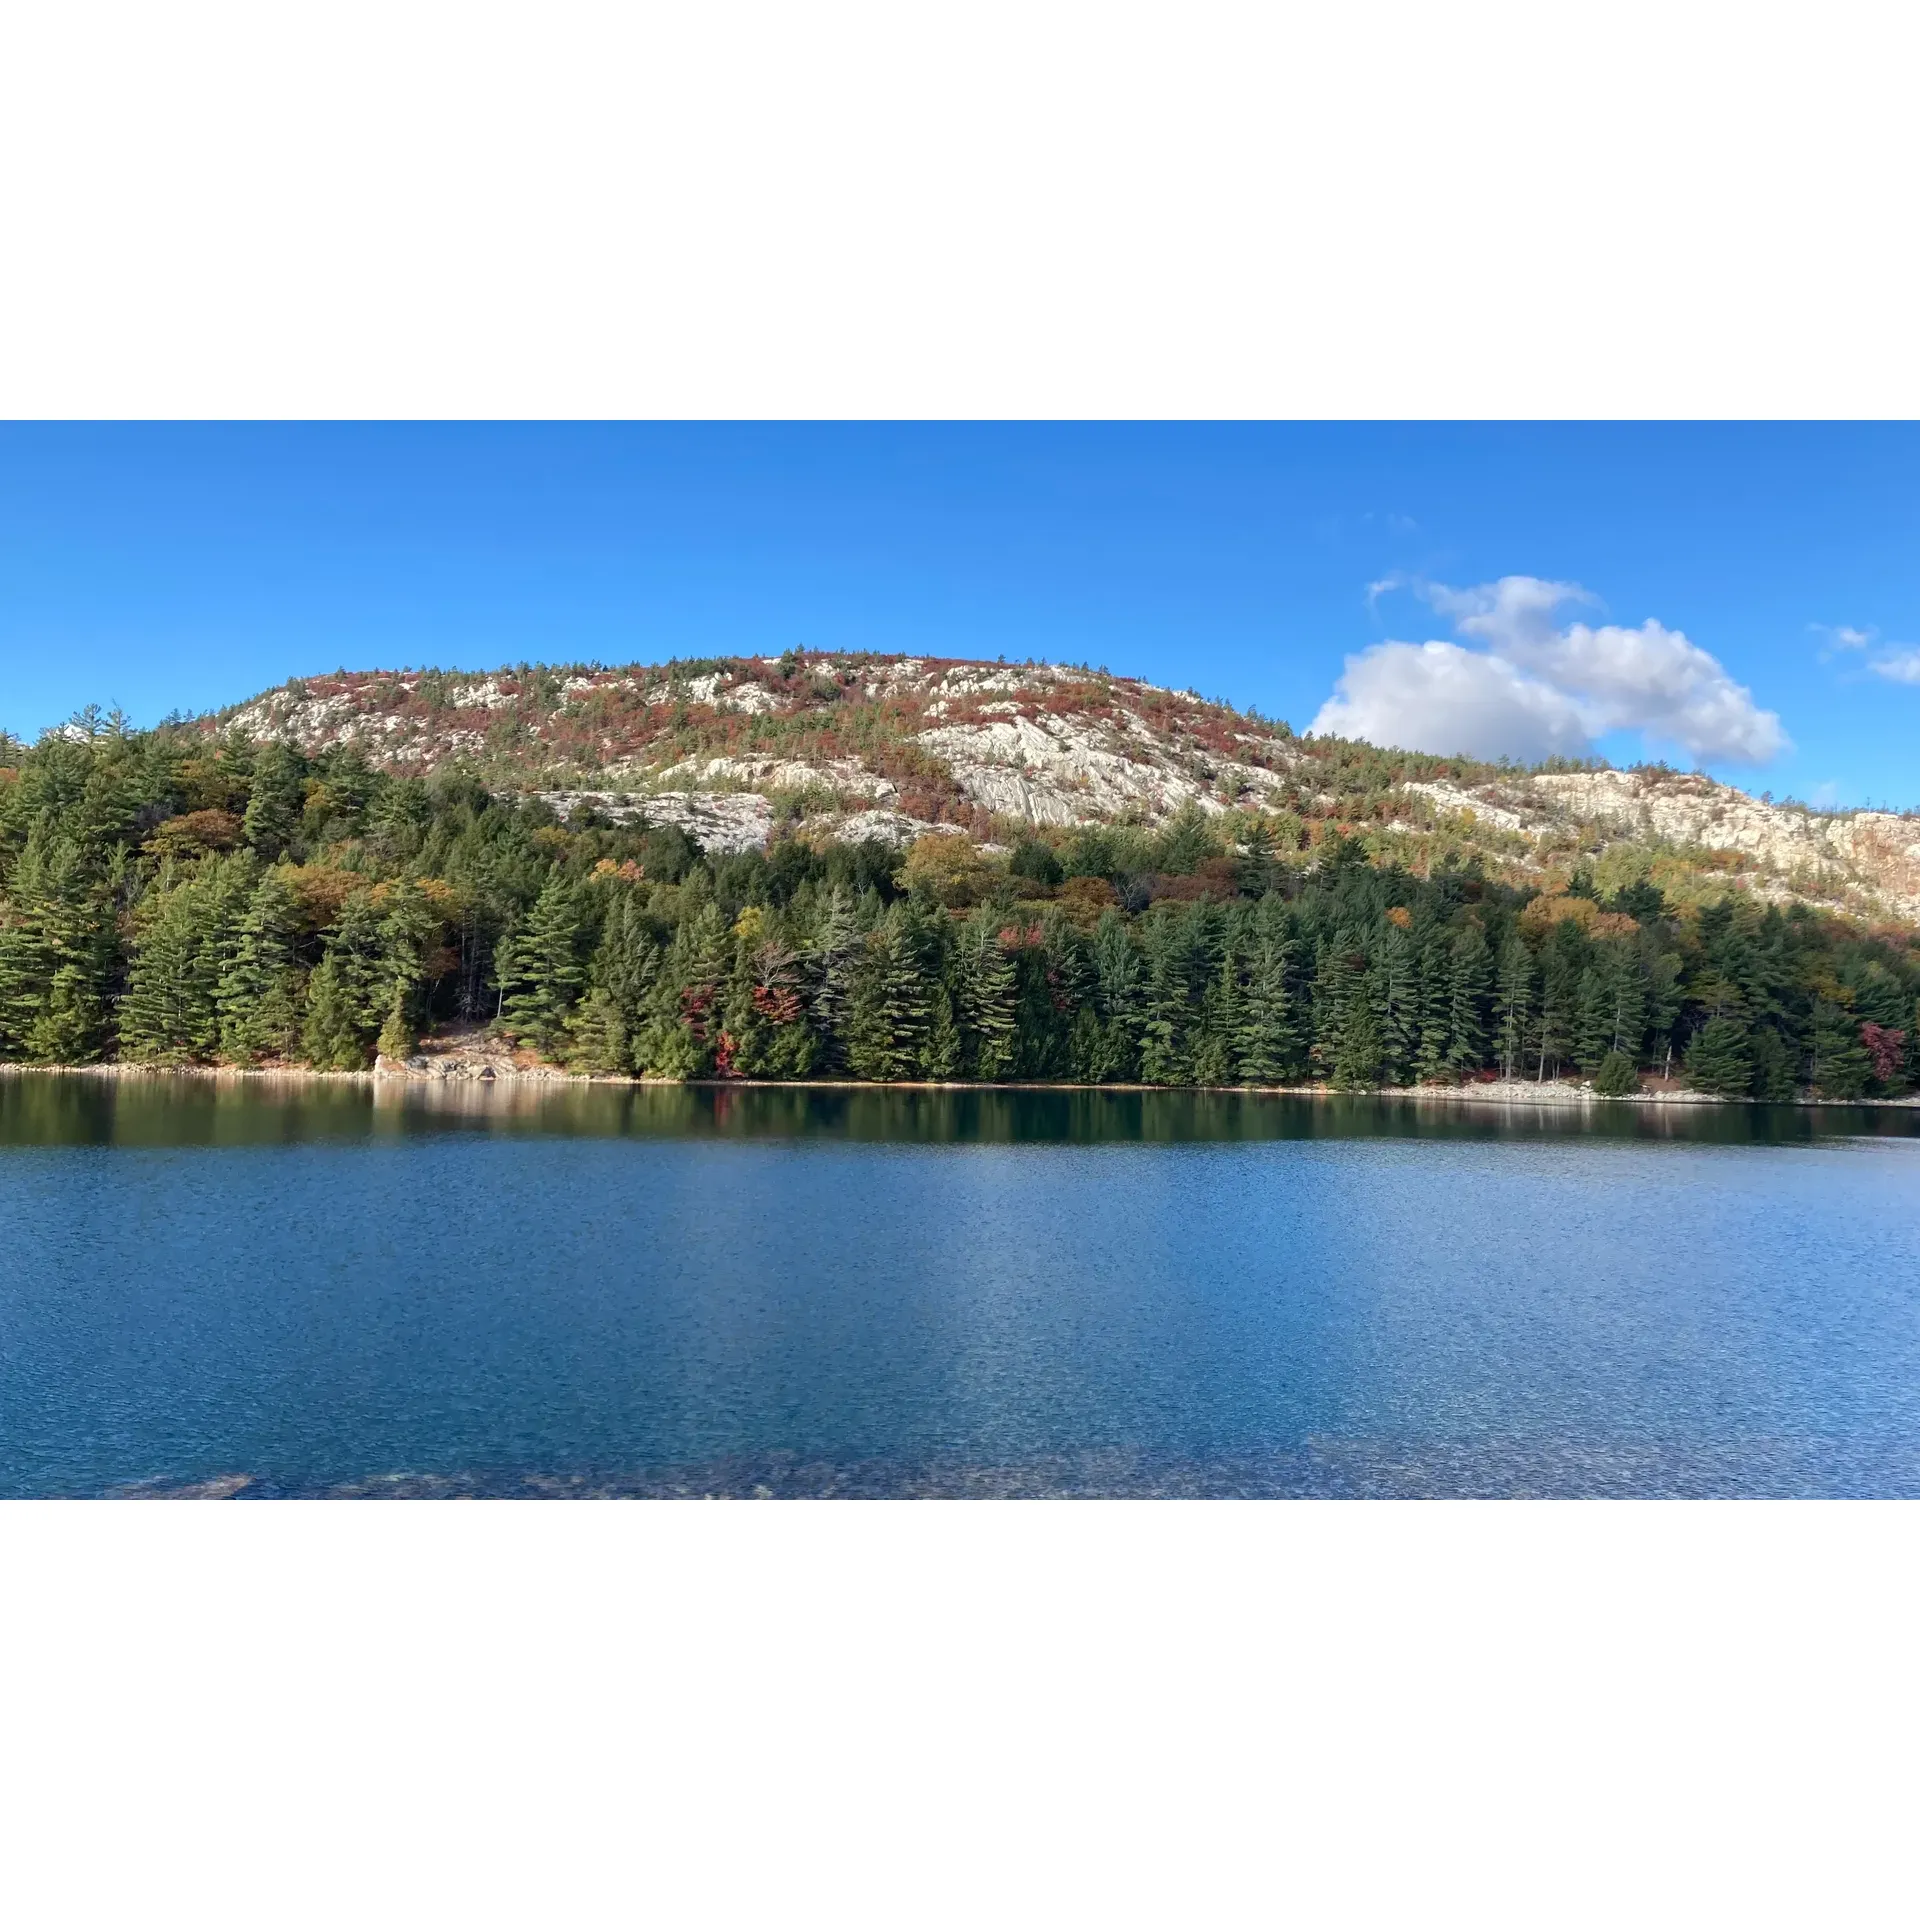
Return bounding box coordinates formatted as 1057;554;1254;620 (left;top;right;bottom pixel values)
3;1047;1916;1108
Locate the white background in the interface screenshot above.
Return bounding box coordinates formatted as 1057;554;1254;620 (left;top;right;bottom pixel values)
3;3;1918;1912
1;2;1915;418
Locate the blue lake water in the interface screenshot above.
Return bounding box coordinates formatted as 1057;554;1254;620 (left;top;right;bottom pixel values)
4;1076;1919;1497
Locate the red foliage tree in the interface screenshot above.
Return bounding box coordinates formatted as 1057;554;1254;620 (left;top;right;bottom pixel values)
1861;1023;1906;1084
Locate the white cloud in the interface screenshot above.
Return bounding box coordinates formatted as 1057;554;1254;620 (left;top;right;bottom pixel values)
1310;640;1591;762
1868;649;1920;685
1310;575;1789;765
1811;622;1877;663
1811;621;1920;684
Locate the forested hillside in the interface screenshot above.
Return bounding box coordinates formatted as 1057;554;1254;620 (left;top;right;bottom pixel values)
1;713;1914;1098
209;651;1920;924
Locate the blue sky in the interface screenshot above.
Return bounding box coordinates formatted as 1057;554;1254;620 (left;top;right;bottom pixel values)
0;423;1914;809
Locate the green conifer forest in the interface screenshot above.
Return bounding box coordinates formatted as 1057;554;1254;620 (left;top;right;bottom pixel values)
1;719;1915;1098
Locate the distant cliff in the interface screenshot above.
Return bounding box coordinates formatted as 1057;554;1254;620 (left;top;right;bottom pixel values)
215;652;1920;925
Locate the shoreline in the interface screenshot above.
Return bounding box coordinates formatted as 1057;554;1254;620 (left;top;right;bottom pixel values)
3;1058;1916;1109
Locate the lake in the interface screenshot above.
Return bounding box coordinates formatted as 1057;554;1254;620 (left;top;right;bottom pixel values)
4;1075;1919;1497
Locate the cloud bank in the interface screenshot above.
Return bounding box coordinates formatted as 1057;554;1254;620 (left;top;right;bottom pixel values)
1310;576;1789;765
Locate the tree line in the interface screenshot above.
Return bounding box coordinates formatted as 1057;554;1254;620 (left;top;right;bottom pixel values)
0;722;1913;1098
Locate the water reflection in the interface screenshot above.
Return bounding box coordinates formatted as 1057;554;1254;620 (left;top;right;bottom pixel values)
3;1069;1915;1150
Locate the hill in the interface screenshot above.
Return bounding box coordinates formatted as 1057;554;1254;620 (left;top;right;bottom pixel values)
219;652;1920;927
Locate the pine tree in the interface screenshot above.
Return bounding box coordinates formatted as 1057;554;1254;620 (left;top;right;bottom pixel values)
630;905;727;1078
1535;948;1575;1082
1238;921;1300;1085
1608;942;1648;1062
846;908;929;1080
1573;965;1612;1077
1140;911;1196;1084
1311;930;1366;1082
377;878;439;1039
809;888;862;1073
1414;925;1452;1081
242;744;305;860
1331;974;1383;1089
1374;917;1420;1085
1808;999;1871;1099
300;890;387;1069
0;828;116;1063
957;918;1019;1080
217;864;305;1063
301;952;368;1070
1192;926;1243;1085
1644;949;1685;1076
0;899;49;1061
1493;931;1534;1080
1593;1049;1638;1097
376;994;418;1062
567;987;630;1074
120;869;213;1062
920;985;963;1079
1088;910;1143;1082
497;870;588;1056
1686;1016;1753;1098
1236;819;1278;897
1445;921;1492;1076
1749;1023;1798;1102
122;856;255;1067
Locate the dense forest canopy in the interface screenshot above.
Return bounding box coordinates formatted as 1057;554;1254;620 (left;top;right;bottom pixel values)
0;717;1913;1098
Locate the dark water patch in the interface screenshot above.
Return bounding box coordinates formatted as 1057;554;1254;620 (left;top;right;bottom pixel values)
4;1072;1918;1150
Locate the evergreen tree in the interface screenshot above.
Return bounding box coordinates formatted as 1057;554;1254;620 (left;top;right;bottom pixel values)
1375;917;1420;1085
371;878;439;1055
1573;965;1612;1077
217;864;306;1063
567;987;630;1074
1445;921;1491;1076
300;890;388;1069
920;984;963;1079
497;870;588;1054
1749;1023;1797;1102
1236;819;1278;897
809;888;862;1073
120;868;216;1062
1330;974;1383;1089
301;952;368;1070
1593;1049;1638;1097
956;918;1019;1080
1414;924;1452;1081
1238;919;1301;1085
376;994;418;1062
1686;1016;1753;1098
242;744;305;860
1493;931;1533;1080
0;827;117;1063
1312;930;1365;1082
1192;927;1243;1085
1140;911;1196;1084
1535;947;1574;1082
1808;999;1871;1099
846;907;929;1080
588;887;662;1046
1088;911;1143;1081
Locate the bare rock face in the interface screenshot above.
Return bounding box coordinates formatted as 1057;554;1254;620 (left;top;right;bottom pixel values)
211;652;1920;924
1400;767;1920;924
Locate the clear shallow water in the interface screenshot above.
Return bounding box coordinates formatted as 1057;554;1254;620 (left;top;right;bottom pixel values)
3;1077;1919;1498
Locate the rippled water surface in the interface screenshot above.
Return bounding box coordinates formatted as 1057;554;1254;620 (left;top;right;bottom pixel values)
4;1076;1918;1497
